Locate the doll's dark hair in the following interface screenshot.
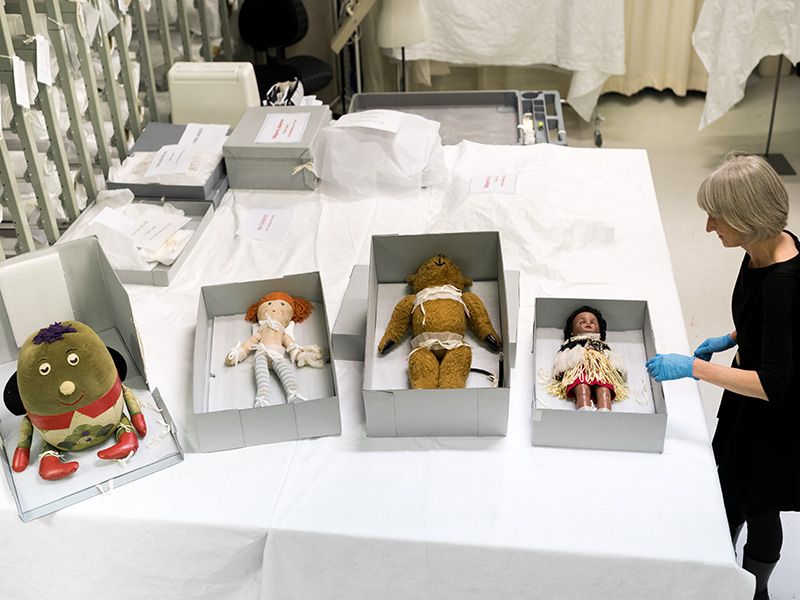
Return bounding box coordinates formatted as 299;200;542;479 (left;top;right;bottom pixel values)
563;305;607;341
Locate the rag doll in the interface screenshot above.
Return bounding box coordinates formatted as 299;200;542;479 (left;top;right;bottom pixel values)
225;292;324;407
3;321;147;480
548;305;628;411
378;254;501;389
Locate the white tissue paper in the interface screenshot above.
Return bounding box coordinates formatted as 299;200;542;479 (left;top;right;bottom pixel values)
107;149;222;187
311;110;448;199
57;188;193;270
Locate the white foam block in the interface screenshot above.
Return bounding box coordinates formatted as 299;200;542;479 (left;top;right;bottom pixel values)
0;253;74;347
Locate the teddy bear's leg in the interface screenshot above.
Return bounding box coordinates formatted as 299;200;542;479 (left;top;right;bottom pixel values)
438;345;472;389
408;347;440;389
97;417;139;460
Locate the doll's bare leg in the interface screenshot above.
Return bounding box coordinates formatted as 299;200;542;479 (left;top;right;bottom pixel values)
254;353;273;407
409;347;439;389
573;384;593;411
273;356;304;403
438;345;472;389
595;386;613;412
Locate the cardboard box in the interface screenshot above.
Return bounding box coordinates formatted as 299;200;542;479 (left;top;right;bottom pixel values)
332;264;370;362
333;265;520;366
0;238;184;521
193;272;340;453
222;105;332;190
532;297;667;453
107;122;227;203
112;200;215;287
363;232;511;437
131;175;229;209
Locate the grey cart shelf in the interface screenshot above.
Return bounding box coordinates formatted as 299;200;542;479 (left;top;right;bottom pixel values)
349;90;567;147
520;90;567;146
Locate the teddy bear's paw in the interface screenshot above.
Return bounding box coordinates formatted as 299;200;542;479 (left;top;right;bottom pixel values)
484;334;500;351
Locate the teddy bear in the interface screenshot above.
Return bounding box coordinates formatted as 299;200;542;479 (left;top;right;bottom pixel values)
3;321;147;481
378;254;501;389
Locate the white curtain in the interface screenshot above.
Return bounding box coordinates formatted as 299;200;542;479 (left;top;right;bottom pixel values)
603;0;708;95
361;0;709;100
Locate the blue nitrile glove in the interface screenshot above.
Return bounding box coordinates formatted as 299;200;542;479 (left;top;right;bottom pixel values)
645;353;697;382
693;334;736;362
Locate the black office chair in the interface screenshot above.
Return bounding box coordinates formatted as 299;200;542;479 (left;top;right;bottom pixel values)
238;0;334;100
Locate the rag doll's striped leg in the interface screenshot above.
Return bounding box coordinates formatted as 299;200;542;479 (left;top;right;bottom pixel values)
254;353;273;407
272;356;305;403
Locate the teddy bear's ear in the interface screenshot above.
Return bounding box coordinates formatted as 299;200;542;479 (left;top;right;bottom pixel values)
107;347;128;382
4;373;25;416
406;273;416;287
463;277;473;288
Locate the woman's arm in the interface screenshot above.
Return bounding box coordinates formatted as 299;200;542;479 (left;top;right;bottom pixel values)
691;358;767;401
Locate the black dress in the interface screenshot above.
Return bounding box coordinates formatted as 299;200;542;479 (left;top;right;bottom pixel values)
713;231;800;511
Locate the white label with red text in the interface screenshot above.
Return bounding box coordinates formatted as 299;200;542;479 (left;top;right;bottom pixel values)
255;113;310;144
468;174;517;194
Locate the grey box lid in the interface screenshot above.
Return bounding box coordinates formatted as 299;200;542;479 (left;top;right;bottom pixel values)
130;123;195;151
223;105;332;160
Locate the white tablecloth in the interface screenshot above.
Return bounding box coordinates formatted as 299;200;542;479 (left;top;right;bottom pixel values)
693;0;800;129
391;0;626;121
0;143;752;600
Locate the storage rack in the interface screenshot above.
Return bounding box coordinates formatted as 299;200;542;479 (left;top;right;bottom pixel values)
0;0;234;259
0;0;59;250
9;0;80;224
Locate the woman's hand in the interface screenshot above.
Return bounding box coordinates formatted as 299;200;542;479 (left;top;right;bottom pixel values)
694;333;737;362
645;354;697;382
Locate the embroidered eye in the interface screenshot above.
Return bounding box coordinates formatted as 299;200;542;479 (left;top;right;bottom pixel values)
39;363;51;376
67;353;79;366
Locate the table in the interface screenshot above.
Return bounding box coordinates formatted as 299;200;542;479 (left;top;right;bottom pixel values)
692;0;800;129
387;0;626;121
0;143;753;599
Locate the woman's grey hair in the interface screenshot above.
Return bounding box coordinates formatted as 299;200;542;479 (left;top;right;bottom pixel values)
697;153;789;243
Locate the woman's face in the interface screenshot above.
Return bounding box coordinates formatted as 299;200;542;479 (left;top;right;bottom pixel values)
257;299;294;326
572;311;600;336
706;214;744;248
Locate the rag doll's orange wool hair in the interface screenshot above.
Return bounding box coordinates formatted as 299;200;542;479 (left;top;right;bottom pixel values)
245;292;314;323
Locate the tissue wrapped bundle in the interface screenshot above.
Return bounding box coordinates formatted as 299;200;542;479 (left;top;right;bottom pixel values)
108;150;223;187
311;110;447;198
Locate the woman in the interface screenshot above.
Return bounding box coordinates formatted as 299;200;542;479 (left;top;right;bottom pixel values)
646;154;800;600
